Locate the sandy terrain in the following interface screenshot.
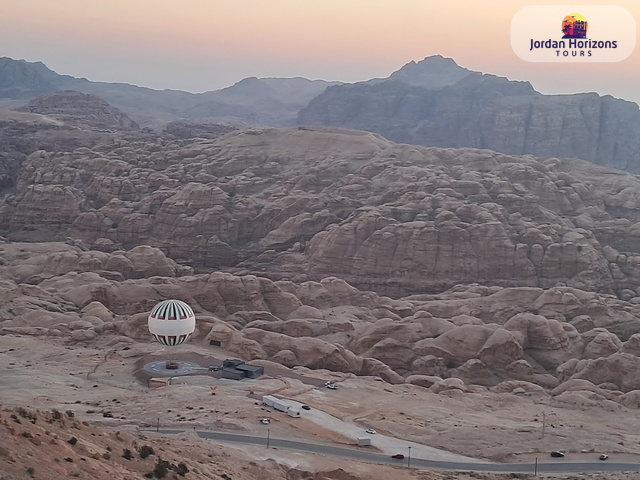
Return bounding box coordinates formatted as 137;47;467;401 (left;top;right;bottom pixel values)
3;332;640;480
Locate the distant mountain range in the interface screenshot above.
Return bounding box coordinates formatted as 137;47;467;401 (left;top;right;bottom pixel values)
298;56;640;174
1;55;640;172
0;56;339;127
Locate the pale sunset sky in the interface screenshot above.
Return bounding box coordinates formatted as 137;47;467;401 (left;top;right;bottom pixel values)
1;0;638;105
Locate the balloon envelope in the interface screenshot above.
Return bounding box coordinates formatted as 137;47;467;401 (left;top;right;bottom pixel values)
148;300;196;346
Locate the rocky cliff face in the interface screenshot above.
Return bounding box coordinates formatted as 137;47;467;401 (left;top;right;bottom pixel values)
298;57;640;174
3;126;640;299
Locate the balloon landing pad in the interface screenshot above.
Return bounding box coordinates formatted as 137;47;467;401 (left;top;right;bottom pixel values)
143;360;204;376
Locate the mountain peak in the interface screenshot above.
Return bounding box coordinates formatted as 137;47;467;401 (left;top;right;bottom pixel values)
0;57;76;98
416;54;461;66
387;55;475;89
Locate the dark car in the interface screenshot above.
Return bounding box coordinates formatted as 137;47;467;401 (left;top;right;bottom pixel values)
391;454;405;460
301;405;311;410
599;454;609;461
550;451;565;458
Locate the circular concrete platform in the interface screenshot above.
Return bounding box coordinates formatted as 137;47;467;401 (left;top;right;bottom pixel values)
143;360;205;376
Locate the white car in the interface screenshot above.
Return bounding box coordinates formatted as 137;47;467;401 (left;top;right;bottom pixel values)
365;428;376;434
260;418;270;425
327;384;338;390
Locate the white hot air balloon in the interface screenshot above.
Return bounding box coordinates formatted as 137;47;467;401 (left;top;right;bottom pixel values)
148;300;196;346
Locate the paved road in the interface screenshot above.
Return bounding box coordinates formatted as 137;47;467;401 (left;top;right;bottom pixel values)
153;428;640;474
283;398;479;463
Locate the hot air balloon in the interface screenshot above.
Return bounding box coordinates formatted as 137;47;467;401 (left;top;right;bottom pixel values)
148;299;196;346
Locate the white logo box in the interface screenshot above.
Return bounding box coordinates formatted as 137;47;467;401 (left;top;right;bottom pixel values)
511;5;636;62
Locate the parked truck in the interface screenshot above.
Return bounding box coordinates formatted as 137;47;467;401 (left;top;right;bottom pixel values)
356;437;371;446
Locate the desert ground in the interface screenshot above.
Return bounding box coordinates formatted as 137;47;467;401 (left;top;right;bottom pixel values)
2;331;640;480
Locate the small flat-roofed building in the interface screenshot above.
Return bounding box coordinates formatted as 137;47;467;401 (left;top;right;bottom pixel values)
148;377;172;388
223;358;244;369
235;364;264;379
221;367;246;380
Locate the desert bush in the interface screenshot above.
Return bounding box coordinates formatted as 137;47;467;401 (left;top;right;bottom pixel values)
153;458;170;478
122;448;133;460
139;445;155;459
17;407;36;422
175;462;189;476
66;410;75;418
67;436;78;446
51;409;63;420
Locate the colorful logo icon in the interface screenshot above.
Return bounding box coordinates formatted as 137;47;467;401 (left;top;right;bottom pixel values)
562;13;588;38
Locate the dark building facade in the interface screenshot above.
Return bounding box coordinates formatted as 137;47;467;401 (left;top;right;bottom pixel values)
220;359;264;380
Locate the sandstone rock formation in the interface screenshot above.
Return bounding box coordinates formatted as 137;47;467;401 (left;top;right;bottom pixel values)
3;127;640;299
2;242;640;404
0;107;140;196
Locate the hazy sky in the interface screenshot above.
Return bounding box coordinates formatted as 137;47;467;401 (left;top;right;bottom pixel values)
1;0;639;105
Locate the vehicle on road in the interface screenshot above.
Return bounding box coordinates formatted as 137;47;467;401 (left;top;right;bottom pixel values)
327;384;338;390
599;454;609;461
301;405;311;410
391;454;405;459
365;428;376;434
260;418;270;425
550;451;565;458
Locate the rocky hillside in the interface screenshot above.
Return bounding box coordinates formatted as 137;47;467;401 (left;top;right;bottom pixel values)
0;57;337;127
0;109;138;198
2;125;640;396
3;126;640;299
0;57;77;98
2;240;640;413
17;91;139;131
0;89;160;198
298;56;640;173
1;404;429;480
4;56;640;176
5;399;624;480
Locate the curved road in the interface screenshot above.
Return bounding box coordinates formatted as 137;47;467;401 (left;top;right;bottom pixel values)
153;428;640;474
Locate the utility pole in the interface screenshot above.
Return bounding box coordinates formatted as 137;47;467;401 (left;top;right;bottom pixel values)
267;428;270;449
534;456;538;476
541;412;546;439
156;417;159;433
407;446;411;468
